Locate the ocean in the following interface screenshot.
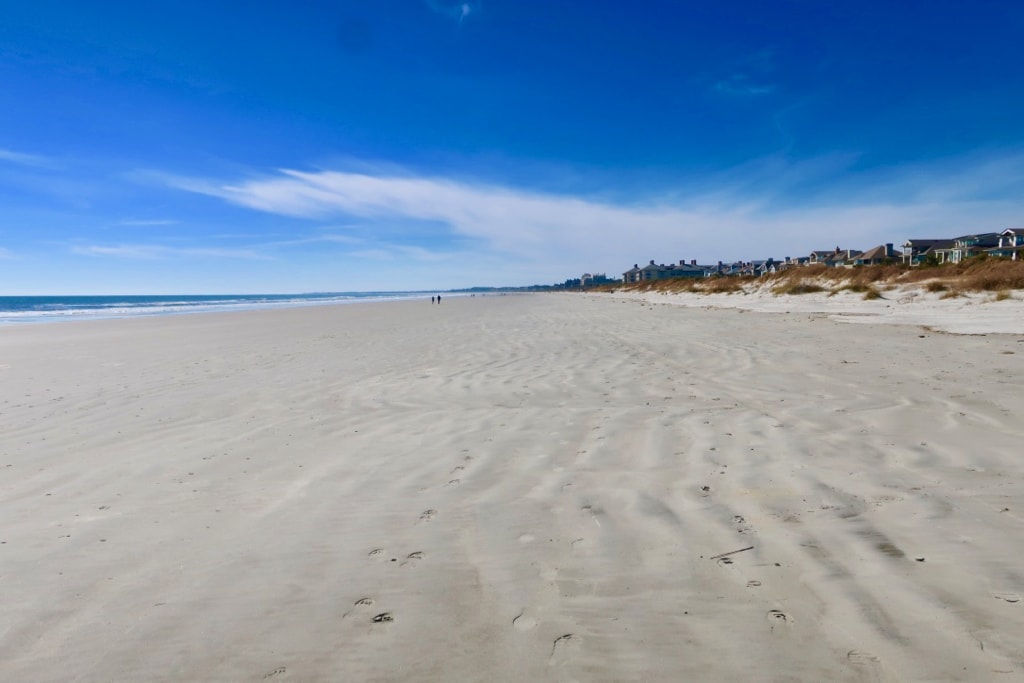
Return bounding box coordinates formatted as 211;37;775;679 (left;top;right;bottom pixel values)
0;292;442;324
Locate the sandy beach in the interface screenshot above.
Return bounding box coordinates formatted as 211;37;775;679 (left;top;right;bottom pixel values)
3;293;1024;681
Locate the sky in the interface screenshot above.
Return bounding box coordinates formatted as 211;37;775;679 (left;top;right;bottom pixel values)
2;0;1024;293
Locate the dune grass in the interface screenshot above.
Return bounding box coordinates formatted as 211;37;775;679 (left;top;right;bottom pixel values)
772;281;826;295
603;257;1024;297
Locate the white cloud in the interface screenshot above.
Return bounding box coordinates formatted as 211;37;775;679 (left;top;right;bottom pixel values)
72;244;270;260
262;233;366;248
0;246;14;260
0;148;49;166
425;0;476;24
167;152;1024;278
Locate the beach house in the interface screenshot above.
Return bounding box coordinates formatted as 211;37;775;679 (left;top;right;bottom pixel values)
811;247;862;267
776;256;810;271
852;244;898;266
901;239;954;265
809;250;836;265
623;260;711;282
938;233;1001;263
990;228;1024;259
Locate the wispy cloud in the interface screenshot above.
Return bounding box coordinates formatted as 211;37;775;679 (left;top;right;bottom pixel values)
350;244;457;262
425;0;476;24
0;148;50;167
118;218;179;226
255;231;457;263
714;74;777;96
0;246;14;260
72;244;270;260
167;151;1024;275
712;48;780;97
261;233;366;248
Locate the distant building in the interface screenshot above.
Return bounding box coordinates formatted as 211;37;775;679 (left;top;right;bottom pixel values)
809;247;861;267
852;243;898;266
989;229;1024;259
580;273;616;287
776;256;809;271
940;233;1000;263
623;259;711;282
901;239;954;265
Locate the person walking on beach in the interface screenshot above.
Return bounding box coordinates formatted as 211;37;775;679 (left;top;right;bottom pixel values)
436;294;441;304
431;296;435;304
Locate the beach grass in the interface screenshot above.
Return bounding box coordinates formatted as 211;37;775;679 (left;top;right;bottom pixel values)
606;256;1024;296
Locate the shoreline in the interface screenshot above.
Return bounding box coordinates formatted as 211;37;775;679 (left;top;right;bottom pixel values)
0;291;472;326
3;294;1023;681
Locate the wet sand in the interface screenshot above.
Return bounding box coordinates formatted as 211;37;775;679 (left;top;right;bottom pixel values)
2;294;1023;681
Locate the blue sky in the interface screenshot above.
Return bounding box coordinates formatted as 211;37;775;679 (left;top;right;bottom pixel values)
2;0;1024;293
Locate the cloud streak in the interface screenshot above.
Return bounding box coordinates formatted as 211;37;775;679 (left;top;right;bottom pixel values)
168;152;1024;277
118;218;179;226
72;244;269;260
424;0;476;24
0;148;50;167
714;74;777;96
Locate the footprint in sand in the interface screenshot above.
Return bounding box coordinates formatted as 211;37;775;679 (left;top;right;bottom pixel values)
419;509;437;522
847;650;880;665
549;633;581;666
450;466;464;475
512;610;538;632
539;564;560;582
446;479;461;486
343;597;376;619
847;649;883;678
264;666;287;679
372;612;394;623
580;504;603;528
767;609;792;632
368;548;386;559
993;592;1021;604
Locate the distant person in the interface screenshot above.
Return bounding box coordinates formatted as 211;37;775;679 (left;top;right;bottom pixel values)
431;296;436;304
437;295;441;304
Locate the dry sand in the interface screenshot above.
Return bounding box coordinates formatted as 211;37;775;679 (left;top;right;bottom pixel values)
2;294;1024;682
609;282;1024;335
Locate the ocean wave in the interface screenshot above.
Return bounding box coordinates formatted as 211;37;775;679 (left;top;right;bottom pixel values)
0;292;437;324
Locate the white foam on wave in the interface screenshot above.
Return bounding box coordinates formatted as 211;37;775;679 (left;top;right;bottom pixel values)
0;292;443;325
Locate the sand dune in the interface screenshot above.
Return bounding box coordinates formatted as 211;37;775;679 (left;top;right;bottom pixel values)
2;294;1023;681
608;283;1024;335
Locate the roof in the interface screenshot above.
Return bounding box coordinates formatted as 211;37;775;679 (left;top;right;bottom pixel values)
855;245;893;261
905;239;955;252
954;232;1000;247
824;249;861;262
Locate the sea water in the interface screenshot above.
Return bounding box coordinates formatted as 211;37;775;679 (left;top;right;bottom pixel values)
0;292;441;324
